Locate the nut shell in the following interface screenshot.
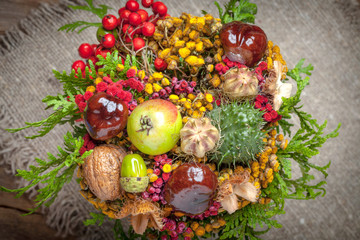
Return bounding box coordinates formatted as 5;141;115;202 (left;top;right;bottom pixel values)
120;176;149;193
83;145;127;201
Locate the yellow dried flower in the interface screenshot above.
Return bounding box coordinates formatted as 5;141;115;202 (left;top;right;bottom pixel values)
158;48;171;59
276;134;284;141
186;41;196;50
189;30;200;40
116;64;124;72
161;77;170;86
174;40;185;48
214;53;222;63
185;56;199;66
163;164;172;173
147;169;154;175
205;103;213;111
86;86;96;93
191;222;199;231
145;83;153;94
218;218;226;227
195;41;204;52
153;31;164;41
179;47;191;58
207;64;214;73
195;226;205;237
94;77;102;85
153;83;163;92
192;110;202;118
187;93;196;101
182;116;189;124
169;94;179;102
172;17;183;27
137;70;145;80
149;173;158;182
137;97;145;104
152;72;163;81
205;93;213;103
205;224;213;232
210;74;221;87
199;106;206;112
184;101;192;109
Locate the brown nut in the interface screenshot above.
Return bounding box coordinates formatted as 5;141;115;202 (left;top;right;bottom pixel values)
83;144;127;201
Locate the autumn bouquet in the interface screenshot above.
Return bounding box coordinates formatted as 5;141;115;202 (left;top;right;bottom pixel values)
2;0;340;239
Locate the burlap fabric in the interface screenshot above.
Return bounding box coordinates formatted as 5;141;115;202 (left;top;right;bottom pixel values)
0;0;359;239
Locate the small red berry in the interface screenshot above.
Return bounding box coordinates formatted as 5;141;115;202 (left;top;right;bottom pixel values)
72;60;86;73
142;22;155;36
126;0;140;11
128;12;142;26
118;7;126;16
120;9;131;24
154;58;167;71
102;14;118;30
152;2;167;16
95;46;111;59
132;37;145;51
88;56;97;65
142;0;153;8
122;24;135;40
91;44;98;53
148;14;158;24
137;9;148;23
78;43;94;59
101;33;116;48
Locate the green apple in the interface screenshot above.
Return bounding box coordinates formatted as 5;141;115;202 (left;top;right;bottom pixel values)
127;99;183;155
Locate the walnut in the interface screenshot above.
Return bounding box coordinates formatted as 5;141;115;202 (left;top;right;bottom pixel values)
83;144;127;201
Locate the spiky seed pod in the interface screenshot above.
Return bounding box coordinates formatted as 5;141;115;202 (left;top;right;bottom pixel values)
180;117;220;158
207;102;266;166
222;68;258;99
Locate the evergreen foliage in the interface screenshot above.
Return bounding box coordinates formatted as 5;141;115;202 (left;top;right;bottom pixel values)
0;132;92;214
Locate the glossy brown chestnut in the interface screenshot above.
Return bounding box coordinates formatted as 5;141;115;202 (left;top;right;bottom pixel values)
84;92;128;141
220;21;267;67
163;163;217;215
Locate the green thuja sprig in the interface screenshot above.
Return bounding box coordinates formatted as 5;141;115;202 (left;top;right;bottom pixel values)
58;0;112;33
0;132;92;214
213;0;257;24
7;92;81;139
276;58;341;199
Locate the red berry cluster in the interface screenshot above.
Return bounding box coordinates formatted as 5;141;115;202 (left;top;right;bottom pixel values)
254;95;282;122
79;133;96;155
118;0;168;50
161;219;189;240
215;57;247;75
142;154;172;203
190;201;221;220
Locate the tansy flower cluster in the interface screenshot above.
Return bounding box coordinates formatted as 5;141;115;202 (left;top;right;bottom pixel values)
150;13;222;79
266;40;288;78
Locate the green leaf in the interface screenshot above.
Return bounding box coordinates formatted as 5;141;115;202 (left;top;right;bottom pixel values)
0;132;91;214
215;0;257;24
84;212;105;226
58;0;112;33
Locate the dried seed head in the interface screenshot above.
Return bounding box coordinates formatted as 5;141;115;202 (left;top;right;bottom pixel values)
180;117;220;158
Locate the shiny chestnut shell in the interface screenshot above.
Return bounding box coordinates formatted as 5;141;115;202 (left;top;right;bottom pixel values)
84;92;128;140
163;163;217;215
220;21;267;67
